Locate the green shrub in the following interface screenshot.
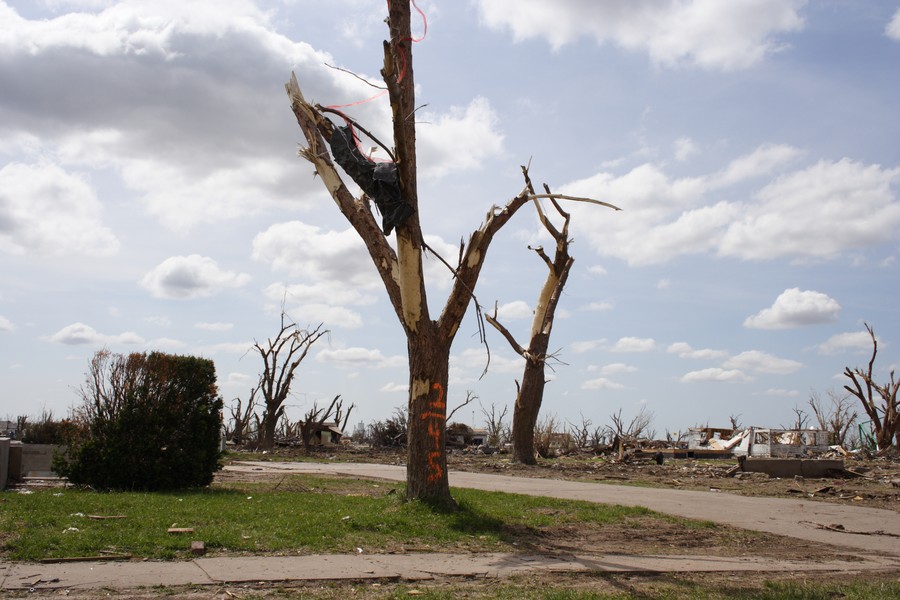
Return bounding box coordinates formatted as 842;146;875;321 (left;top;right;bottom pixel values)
55;350;223;490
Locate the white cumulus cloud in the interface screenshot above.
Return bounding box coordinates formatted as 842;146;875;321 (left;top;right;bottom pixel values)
611;337;657;352
565;151;900;266
709;144;804;188
723;350;803;374
680;368;752;383
816;330;875;355
764;388;801;397
264;281;377;310
317;347;404;367
744;288;840;329
667;342;728;360
674;136;699;162
495;300;532;320
599;362;637;376
48;322;144;345
252;221;377;288
0;162;119;257
476;0;806;70
887;9;900;40
417;97;505;179
720;160;900;261
581;377;625;390
571;339;605;353
0;0;343;230
583;301;614;312
140;255;251;299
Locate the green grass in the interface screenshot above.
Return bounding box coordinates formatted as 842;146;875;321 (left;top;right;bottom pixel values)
0;474;651;560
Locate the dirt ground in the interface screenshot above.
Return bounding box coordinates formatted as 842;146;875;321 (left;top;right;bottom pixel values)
8;571;900;600
9;572;900;600
238;445;900;512
444;448;900;513
218;446;900;563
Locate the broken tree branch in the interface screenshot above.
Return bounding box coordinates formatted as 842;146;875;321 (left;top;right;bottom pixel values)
485;303;528;359
527;193;621;211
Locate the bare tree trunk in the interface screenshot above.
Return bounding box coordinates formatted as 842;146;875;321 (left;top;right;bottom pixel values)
260;405;285;450
511;357;549;464
405;327;452;504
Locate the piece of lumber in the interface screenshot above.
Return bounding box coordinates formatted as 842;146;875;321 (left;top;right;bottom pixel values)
40;554;131;563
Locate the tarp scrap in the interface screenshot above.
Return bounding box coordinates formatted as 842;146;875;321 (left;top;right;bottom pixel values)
329;125;414;235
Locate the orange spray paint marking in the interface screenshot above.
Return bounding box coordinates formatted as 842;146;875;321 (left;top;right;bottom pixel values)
426;451;443;482
422;382;445;483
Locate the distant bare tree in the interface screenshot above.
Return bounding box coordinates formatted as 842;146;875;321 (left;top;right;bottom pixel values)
447;390;477;424
728;413;743;431
567;413;593;448
843;323;900;451
591;425;613;449
480;402;509;447
16;414;28;437
499;423;512;447
609;407;654;461
783;406;809;431
253;311;328;450
808;388;858;447
276;411;293;441
664;429;687;448
533;413;563;459
227;388;259;445
298;395;355;451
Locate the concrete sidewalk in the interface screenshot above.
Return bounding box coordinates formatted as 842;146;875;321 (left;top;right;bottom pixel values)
3;552;899;592
231;461;900;556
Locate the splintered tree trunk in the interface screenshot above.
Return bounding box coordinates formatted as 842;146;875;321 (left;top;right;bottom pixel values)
486;187;580;465
511;357;548;465
405;327;452;504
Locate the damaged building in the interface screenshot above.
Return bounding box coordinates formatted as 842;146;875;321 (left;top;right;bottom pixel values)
686;426;834;458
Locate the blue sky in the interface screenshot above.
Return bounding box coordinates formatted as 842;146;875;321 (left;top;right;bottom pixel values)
2;0;899;437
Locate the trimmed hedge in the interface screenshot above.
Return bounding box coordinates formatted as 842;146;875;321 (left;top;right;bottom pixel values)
55;351;223;490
